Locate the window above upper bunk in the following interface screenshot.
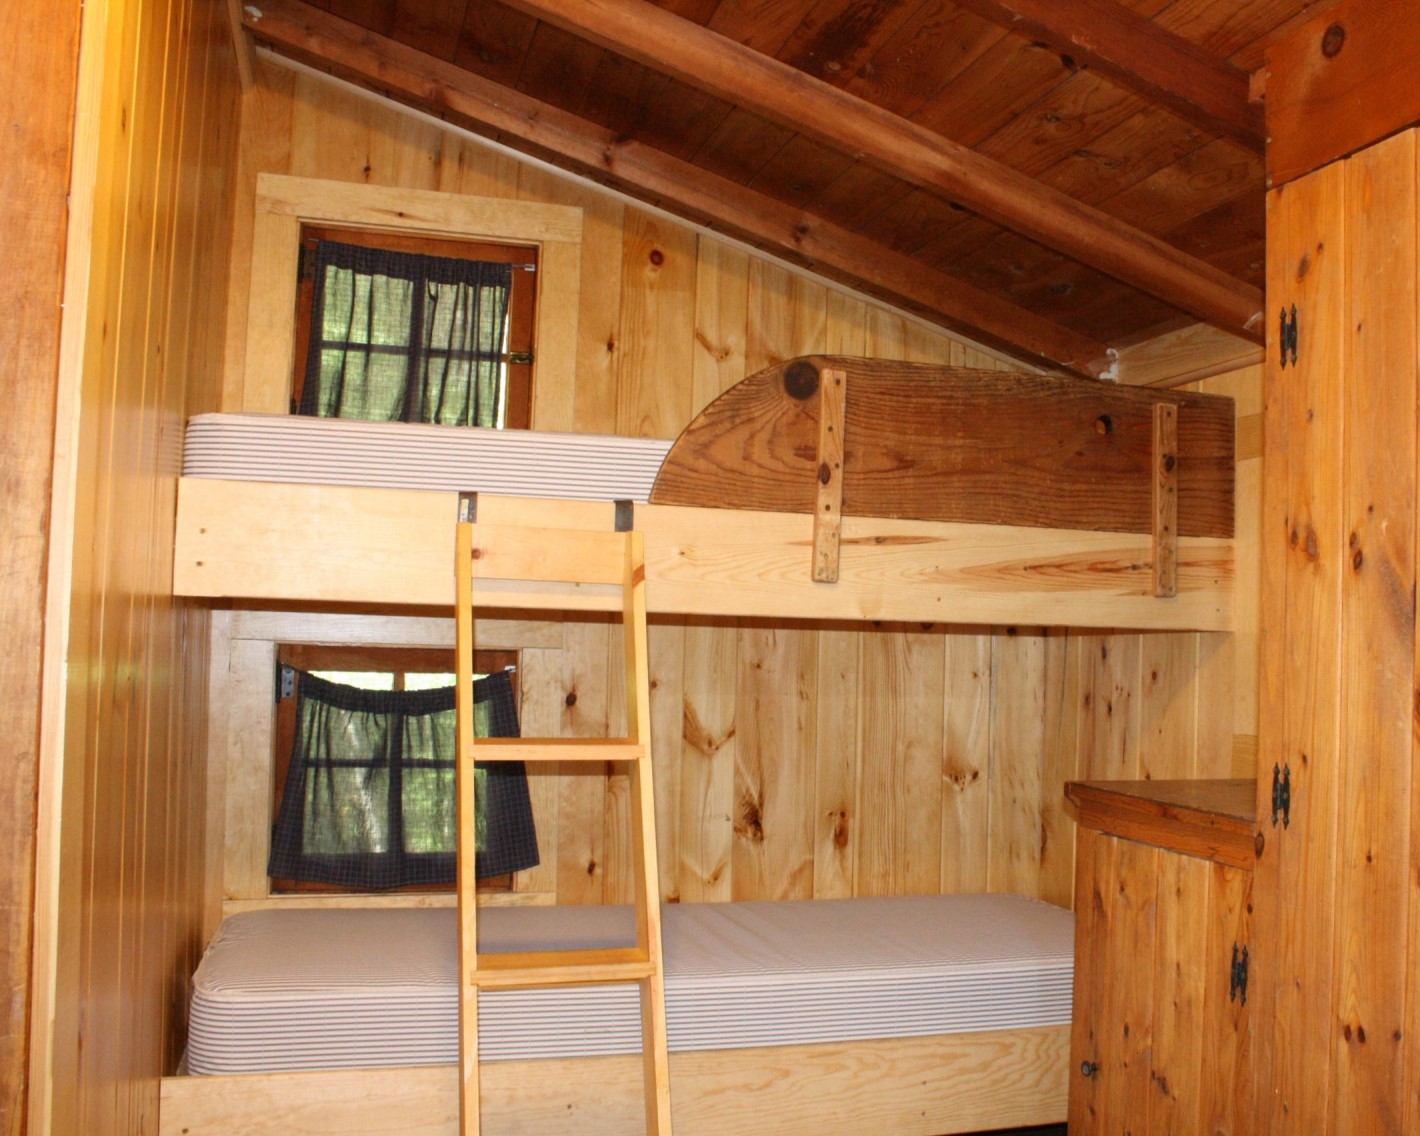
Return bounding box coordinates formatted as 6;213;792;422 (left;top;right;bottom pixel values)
291;226;536;429
237;174;583;426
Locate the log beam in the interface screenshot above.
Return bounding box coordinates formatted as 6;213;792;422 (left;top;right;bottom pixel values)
497;0;1264;340
950;0;1262;152
242;0;1113;374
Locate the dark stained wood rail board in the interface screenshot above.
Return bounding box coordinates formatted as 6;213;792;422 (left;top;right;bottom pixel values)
1065;779;1257;869
650;356;1234;537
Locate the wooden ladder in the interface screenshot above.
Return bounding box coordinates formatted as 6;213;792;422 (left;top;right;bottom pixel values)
453;518;674;1136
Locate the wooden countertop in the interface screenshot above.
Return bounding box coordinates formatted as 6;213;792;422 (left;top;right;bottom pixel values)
1065;778;1258;870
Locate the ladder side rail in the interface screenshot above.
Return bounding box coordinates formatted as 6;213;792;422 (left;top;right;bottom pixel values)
454;521;482;1136
624;532;675;1132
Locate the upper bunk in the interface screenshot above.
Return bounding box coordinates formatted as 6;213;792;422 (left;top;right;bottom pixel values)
172;356;1235;631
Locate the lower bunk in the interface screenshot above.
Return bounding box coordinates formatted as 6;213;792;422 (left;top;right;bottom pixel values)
159;893;1072;1136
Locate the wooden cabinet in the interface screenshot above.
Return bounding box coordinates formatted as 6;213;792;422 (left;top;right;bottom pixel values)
1067;780;1254;1135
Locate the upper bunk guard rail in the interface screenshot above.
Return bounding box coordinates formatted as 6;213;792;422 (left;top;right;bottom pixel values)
173;483;1234;631
454;520;673;1136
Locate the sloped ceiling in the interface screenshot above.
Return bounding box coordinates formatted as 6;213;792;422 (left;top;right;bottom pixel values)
241;0;1334;376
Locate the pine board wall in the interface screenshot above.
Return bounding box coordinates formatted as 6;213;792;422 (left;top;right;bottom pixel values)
30;0;243;1132
215;60;1260;916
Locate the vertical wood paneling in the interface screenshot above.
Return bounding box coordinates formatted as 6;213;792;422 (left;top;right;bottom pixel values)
989;630;1046;896
679;622;737;903
941;634;991;894
615;208;697;438
1101;839;1160;1130
813;629;859;899
690;237;749;416
1198;864;1252;1135
556;619;612;904
1146;850;1210;1134
515;646;563;899
733;627;816;900
1332;130;1416;1134
855;628;945;895
1068;827;1109;1133
1038;630;1082;907
34;0;241;1128
1259;158;1346;1135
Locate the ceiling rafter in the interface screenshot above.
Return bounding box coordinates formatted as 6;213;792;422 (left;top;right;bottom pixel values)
243;0;1114;375
495;0;1265;340
949;0;1264;152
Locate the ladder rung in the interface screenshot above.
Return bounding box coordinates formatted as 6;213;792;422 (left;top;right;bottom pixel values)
470;738;646;764
470;947;655;989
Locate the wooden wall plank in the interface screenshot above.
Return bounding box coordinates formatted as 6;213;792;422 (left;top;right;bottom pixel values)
690;237;749;417
855;628;945;896
813;629;859;899
989;630;1045;896
679;622;737;903
615;207;697;438
1258;155;1347;1136
1146;851;1210;1134
1199;864;1253;1134
515;646;564;899
557;619;613;904
1331;129;1416;1134
6;0;82;1119
732;627;816;900
941;634;991;895
32;0;242;1128
1102;839;1160;1131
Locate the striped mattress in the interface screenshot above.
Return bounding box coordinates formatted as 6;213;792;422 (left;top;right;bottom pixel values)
182;413;673;501
186;894;1073;1075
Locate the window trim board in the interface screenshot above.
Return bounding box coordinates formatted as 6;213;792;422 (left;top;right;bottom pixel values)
239;173;583;427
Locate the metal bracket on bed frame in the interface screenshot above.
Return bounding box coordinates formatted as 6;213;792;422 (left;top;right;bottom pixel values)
458;491;477;524
614;500;634;532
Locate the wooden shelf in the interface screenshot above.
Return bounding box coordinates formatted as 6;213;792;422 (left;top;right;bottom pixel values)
1065;778;1257;870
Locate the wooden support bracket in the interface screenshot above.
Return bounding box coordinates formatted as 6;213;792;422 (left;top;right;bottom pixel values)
1152;403;1179;598
812;368;847;583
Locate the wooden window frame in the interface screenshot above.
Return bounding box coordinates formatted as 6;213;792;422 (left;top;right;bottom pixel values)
292;225;537;428
239;174;583;426
270;642;519;895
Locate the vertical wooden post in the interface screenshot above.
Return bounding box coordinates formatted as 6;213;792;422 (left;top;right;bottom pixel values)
812;367;847;583
1152;402;1179;598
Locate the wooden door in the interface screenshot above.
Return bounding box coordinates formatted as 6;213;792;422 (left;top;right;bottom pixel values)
1069;827;1252;1134
1252;128;1420;1133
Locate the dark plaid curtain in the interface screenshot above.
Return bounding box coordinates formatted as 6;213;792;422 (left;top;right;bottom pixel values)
298;240;513;427
269;669;538;888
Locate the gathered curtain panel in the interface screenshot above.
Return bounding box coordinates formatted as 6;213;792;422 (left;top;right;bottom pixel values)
298;239;513;427
268;669;538;889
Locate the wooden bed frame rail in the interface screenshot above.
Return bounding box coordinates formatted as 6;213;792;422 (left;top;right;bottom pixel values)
173;482;1232;630
158;1025;1068;1136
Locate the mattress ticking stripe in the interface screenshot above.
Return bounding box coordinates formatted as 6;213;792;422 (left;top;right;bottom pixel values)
186;894;1073;1075
182;414;673;501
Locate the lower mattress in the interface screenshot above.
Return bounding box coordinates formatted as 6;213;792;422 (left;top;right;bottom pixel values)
187;893;1073;1075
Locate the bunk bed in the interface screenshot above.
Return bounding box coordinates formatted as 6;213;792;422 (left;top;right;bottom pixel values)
159;356;1236;1136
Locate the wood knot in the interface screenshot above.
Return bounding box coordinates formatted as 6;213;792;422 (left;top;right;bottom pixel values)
565;691;577;707
1094;414;1113;435
818;462;832;485
1162;453;1176;473
648;248;664;266
783;360;819;401
1321;22;1346;58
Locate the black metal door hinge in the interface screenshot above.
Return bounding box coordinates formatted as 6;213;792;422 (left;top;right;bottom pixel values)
1279;304;1299;368
1271;762;1291;828
1230;944;1249;1005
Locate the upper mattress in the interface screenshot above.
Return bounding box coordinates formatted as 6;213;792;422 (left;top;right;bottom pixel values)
182;413;673;501
187;893;1073;1075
